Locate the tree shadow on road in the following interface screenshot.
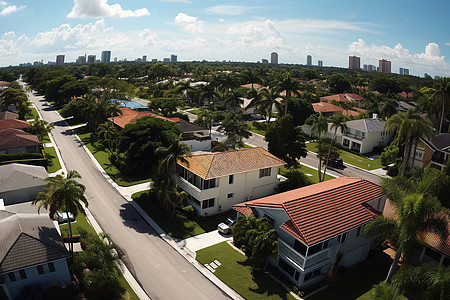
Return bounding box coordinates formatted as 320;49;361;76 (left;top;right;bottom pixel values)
119;202;159;236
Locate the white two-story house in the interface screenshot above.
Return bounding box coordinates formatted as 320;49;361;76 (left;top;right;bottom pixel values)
175;147;286;216
233;177;386;288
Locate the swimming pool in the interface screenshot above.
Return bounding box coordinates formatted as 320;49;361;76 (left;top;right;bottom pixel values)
110;99;145;109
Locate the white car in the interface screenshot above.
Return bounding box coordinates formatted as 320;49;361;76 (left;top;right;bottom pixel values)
217;217;237;234
54;212;75;224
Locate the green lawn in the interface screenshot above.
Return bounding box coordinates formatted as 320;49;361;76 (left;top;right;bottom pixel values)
132;191;205;239
59;212;96;237
305;142;382;170
25;106;39;119
309;259;392;300
44;146;62;173
41;134;51;143
188;109;203;116
246;121;267;136
76;129;151;187
196;242;296;300
280;164;334;184
117;274;140;300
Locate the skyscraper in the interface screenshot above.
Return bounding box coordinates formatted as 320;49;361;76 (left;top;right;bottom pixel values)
87;55;96;63
271;52;278;64
171;54;177;63
261;59;268;64
142;55;147;62
56;55;65;65
318;60;323;67
399;67;409;75
307;55;312;66
101;51;111;63
379;59;391;73
76;55;86;64
348;56;360;70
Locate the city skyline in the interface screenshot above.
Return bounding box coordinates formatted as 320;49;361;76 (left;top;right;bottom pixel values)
0;0;449;76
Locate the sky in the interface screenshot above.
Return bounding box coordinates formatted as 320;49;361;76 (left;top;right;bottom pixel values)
0;0;449;77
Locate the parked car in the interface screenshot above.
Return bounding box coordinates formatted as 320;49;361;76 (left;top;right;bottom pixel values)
327;158;343;167
54;212;75;224
217;216;237;234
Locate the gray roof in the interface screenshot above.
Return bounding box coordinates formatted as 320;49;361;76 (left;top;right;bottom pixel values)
345;118;385;133
0;212;69;273
0;163;47;194
0;111;18;120
431;133;450;151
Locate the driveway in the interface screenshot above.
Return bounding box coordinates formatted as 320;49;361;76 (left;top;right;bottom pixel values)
183;230;233;254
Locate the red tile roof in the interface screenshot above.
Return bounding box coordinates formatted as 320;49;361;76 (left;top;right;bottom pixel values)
178;147;286;179
108;107;174;129
0;119;30;130
383;198;450;256
241;83;263;90
0;128;39;150
396;91;413;99
233;177;383;245
342;110;361;117
320;93;363;103
312;102;344;114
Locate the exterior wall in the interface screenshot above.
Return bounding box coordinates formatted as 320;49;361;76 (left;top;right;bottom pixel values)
0;185;46;205
181;139;212;152
339;127;391;154
0;145;39;155
1;259;72;300
177;166;280;216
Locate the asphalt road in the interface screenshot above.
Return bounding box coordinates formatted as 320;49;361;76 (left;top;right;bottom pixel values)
27;92;230;300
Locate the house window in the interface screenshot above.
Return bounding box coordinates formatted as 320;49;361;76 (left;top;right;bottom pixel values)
229;175;234;184
424;247;442;262
25;146;36;152
191;196;201;207
356;225;364;237
202;198;215;209
227;193;234;199
37;262;56;275
7;269;27;282
263;213;275;227
203;178;217;190
337;232;348;243
416;152;423;158
294;239;307;256
343;139;350;147
307;240;329;256
304;268;321;281
279;258;295;277
259;168;271;178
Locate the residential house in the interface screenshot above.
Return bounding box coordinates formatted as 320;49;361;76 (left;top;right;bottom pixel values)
0;163;47;205
0;119;30;130
0;112;18;121
233;177;385;288
407;133;450;171
320;93;364;107
0;212;72;299
175;147;286;216
0;128;40;155
310;102;362;118
108;107;211;151
383;199;449;267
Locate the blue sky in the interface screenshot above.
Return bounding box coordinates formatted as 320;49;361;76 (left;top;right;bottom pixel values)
0;0;449;76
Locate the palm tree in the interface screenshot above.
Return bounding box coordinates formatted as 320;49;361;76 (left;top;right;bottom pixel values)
369;282;402;300
276;72;300;115
81;94;122;133
33;170;88;253
240;68;261;90
321;113;348;181
199;83;220;108
224;89;244;111
175;80;194;104
363;193;448;283
218;113;252;149
380;99;398;120
431;77;450;133
306;114;329;138
252;87;283;123
97;122;118;156
218;72;240;97
385;109;434;175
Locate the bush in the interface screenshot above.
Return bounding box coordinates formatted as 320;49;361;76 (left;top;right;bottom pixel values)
182;205;195;218
252;120;268;131
0;152;43;162
276;169;311;192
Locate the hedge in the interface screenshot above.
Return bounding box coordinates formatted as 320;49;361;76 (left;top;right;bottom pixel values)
0;152;43;162
0;158;48;168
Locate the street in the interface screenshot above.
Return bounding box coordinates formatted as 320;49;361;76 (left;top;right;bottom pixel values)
27;92;230;300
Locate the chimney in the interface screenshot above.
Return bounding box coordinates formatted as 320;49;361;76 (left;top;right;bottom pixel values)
372;113;378;119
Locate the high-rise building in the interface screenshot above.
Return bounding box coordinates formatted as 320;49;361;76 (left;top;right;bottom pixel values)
56;55;65;65
151;59;157;63
76;55;86;64
87;55;96;63
399;67;409;75
163;58;170;63
114;57;118;62
424;73;429;78
171;54;177;63
349;55;360;70
261;59;268;64
318;60;323;67
379;59;391;73
271;52;278;64
142;55;147;62
307;55;312;66
101;50;111;63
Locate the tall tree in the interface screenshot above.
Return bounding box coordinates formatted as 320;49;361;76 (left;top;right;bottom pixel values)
25;118;54;141
363;193;448;283
321;113;348;181
265;114;307;167
97;121;119;156
240;68;261;90
276;72;300;116
246;87;282;123
33;170;88;253
432;77;450;133
218;113;252;149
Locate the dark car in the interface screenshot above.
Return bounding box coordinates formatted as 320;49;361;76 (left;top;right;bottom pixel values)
328;158;344;167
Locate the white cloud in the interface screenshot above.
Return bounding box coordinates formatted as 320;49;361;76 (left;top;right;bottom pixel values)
348;39;447;72
0;32;28;56
67;0;149;19
445;42;450;47
206;5;252;16
161;0;191;3
0;2;25;16
174;12;204;34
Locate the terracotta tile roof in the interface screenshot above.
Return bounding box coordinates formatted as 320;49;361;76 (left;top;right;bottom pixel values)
396;91;413;99
241;83;263;90
345;93;364;101
383;198;450;257
280;90;303;97
352;107;368;113
342;110;361;117
312;102;344;113
0;111;18;120
0;213;70;273
233;203;257;217
320;94;350;103
280;220;306;244
108;107;173;129
234;177;383;245
0;119;30;130
178;147;286;179
0;128;39;150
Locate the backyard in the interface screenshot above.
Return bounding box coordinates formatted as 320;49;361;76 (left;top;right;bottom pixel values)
196;242;296;300
305;141;383;170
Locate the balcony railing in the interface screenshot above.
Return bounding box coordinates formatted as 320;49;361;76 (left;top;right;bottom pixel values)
279;239;305;268
431;153;446;165
344;132;365;140
304;249;329;268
